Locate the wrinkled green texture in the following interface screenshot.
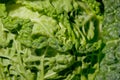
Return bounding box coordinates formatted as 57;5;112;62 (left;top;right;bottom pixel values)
0;0;105;80
95;0;120;80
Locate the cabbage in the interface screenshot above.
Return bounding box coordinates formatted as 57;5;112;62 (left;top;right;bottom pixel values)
0;0;105;80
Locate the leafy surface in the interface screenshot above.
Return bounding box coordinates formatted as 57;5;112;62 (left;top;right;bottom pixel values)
1;0;119;80
95;0;120;80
